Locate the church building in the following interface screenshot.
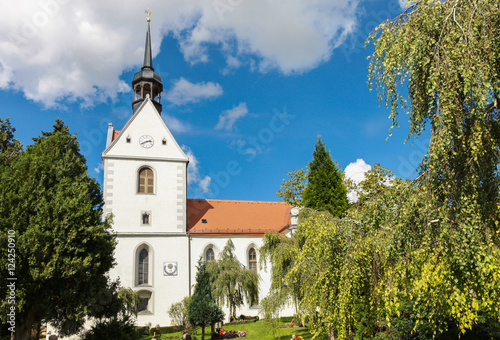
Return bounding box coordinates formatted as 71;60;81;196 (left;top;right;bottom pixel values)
102;21;298;327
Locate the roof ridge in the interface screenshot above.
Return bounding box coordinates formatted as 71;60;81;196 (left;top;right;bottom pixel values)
187;198;291;204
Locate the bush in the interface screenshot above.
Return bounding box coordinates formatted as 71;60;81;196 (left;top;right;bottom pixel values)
168;297;191;333
150;325;182;334
226;320;257;325
84;316;140;340
227;315;259;325
230;315;259;322
279;316;294;323
137;326;150;335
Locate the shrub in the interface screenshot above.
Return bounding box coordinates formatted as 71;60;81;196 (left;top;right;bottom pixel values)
84;316;140;340
150;325;182;334
168;297;191;332
136;326;150;335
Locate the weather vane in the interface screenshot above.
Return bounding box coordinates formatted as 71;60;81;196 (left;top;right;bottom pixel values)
145;7;151;22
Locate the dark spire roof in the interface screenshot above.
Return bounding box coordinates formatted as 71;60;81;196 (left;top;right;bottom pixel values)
143;22;153;69
132;22;163;89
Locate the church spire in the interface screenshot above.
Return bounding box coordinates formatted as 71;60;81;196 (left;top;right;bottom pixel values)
143;21;153;70
132;10;163;115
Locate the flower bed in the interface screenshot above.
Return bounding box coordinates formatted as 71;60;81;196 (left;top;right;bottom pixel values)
217;329;247;338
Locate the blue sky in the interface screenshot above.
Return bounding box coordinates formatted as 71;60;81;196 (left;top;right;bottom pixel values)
0;0;429;202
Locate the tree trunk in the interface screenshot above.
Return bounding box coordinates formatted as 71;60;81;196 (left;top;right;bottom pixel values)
228;303;233;323
15;308;35;340
329;327;335;340
35;323;41;340
201;324;205;340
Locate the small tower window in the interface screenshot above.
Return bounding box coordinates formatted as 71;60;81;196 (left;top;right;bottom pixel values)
142;212;151;225
206;248;215;262
138;167;154;194
126;136;131;143
162;138;167;145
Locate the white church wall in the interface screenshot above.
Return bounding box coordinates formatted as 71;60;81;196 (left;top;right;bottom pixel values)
189;235;296;320
103;157;186;234
109;235;191;327
104;101;188;161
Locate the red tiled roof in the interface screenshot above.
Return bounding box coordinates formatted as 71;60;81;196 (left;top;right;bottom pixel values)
187;199;292;235
112;130;120;141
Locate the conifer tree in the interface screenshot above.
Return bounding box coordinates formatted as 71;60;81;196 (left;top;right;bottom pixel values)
302;136;348;218
187;258;224;340
0;120;117;339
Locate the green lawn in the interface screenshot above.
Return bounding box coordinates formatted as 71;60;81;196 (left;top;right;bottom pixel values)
139;320;314;340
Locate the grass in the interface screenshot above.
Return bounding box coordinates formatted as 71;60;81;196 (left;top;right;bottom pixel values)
139;320;314;340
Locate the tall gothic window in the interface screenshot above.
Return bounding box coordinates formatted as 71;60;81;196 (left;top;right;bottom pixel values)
206;248;215;262
138;168;154;194
248;248;257;272
138;248;149;284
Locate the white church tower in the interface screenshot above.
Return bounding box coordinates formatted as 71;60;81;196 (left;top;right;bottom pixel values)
102;18;190;325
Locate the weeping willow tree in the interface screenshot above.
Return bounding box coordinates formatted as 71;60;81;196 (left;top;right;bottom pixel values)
367;0;500;336
262;2;500;338
259;230;304;319
263;165;406;340
207;239;259;322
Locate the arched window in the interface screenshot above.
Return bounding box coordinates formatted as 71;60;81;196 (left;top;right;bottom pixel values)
138;248;149;284
138;290;152;314
138;168;154;194
248;248;257;272
206;248;215;262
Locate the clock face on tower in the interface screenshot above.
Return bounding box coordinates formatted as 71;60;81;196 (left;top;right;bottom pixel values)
139;135;154;148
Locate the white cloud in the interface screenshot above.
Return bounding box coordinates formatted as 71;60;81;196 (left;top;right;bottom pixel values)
182;145;211;194
215;102;248;131
344;158;372;202
0;0;361;107
398;0;417;8
162;114;190;134
165;78;223;105
181;0;360;74
198;176;212;194
94;162;104;174
345;158;372;183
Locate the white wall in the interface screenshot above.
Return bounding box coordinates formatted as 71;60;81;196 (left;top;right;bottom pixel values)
109;235;191;327
103;157;186;234
189;235;295;321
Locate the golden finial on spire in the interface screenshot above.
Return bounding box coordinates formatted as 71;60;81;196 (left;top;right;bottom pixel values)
145;7;151;22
